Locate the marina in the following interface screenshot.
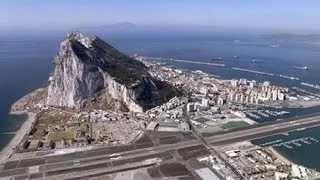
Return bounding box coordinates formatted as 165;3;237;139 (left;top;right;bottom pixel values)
261;137;319;149
244;109;290;120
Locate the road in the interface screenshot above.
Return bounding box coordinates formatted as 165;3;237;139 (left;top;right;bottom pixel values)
183;105;245;180
1;114;320;179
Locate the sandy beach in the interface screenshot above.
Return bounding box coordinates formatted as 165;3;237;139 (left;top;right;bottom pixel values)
0;112;36;163
268;146;292;165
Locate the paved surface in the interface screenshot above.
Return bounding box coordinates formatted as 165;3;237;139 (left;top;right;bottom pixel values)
1;114;320;179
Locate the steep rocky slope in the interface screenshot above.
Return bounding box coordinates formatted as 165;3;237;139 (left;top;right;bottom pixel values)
47;32;180;112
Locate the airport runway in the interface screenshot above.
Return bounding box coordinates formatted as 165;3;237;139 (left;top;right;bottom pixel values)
1;114;320;179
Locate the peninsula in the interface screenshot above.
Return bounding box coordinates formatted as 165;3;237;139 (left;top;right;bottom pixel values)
1;32;320;180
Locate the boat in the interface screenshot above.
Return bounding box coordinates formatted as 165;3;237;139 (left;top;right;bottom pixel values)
293;141;302;147
252;59;263;63
297;128;306;131
294;66;308;70
283;144;293;149
270;44;280;48
309;137;319;143
301;139;311;144
211;57;223;61
277;111;290;116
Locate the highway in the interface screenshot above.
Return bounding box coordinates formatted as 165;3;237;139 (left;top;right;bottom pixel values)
1;114;320;179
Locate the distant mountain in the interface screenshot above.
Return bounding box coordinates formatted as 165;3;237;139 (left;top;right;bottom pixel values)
79;22;228;35
261;34;320;42
80;22;144;33
47;32;180;112
103;22;137;29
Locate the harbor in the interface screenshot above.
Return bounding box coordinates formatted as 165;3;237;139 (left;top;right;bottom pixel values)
244;109;290;120
301;82;320;90
140;56;226;67
292;87;320;98
259;137;319;149
232;67;275;76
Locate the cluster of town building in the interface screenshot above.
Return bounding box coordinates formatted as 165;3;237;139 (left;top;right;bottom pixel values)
196;142;320;180
140;57;291;109
137;58;296;130
227;79;289;104
223;145;319;179
146;96;188;119
18;108;148;152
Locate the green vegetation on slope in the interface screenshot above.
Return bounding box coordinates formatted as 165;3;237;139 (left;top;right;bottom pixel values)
71;38;148;86
137;79;182;110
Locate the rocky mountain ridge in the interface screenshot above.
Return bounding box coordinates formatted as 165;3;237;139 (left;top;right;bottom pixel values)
47;32;180;112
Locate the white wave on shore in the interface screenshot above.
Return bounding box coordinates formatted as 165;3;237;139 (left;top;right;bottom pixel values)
0;112;36;163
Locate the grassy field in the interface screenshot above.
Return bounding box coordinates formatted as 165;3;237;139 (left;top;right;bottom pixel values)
223;121;249;129
38;113;73;126
47;125;87;142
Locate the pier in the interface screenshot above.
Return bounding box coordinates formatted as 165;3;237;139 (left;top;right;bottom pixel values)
232;67;274;76
140;56;226;67
301;82;320;90
264;137;319;149
292;87;320;98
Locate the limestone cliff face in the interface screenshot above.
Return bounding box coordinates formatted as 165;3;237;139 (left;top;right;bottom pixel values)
103;73;144;112
47;32;179;112
47;33;104;109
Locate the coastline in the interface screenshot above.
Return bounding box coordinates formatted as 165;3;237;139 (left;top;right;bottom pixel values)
268;146;292;165
0;111;36;163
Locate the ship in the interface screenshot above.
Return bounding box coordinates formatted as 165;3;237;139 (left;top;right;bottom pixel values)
294;66;308;70
252;59;263;63
270;44;280;48
234;40;240;44
211;57;223;61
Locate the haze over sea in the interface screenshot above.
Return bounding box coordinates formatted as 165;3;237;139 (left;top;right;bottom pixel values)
1;30;320;170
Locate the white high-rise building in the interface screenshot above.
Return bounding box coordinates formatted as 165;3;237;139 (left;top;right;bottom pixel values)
240;94;245;103
245;95;250;103
239;78;247;85
229;92;236;101
202;98;209;107
249;80;257;88
278;93;285;101
235;94;241;102
272;90;278;101
250;96;255;104
231;79;238;87
263;81;271;87
217;97;225;105
187;103;196;112
267;92;272;99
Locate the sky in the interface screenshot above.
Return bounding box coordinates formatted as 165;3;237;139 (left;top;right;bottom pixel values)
0;0;319;33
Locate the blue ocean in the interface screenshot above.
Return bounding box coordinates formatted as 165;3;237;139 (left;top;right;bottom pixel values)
1;31;320;170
